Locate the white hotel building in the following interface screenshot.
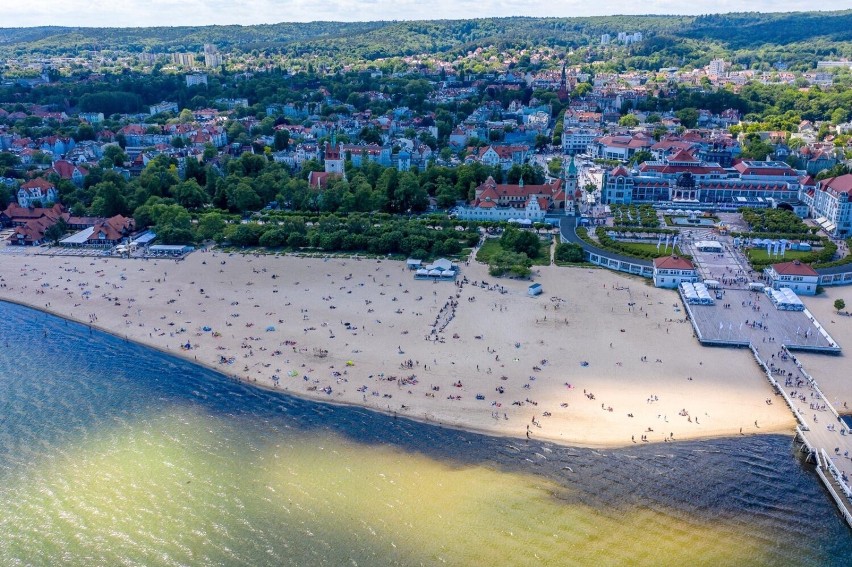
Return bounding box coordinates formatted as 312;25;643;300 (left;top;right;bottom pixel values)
803;174;852;238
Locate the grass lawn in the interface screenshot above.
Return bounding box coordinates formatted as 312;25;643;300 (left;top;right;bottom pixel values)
746;248;813;263
616;242;683;258
476;237;551;266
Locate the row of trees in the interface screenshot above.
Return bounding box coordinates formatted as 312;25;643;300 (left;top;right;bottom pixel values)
146;208;481;259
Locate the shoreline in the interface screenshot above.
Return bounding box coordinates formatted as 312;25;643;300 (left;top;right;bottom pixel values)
0;251;799;448
0;296;796;449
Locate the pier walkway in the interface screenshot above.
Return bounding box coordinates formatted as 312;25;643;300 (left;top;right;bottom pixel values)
682;288;852;527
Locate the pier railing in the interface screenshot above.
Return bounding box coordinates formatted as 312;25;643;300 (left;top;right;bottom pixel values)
750;345;806;426
780;345;841;421
818;450;852;527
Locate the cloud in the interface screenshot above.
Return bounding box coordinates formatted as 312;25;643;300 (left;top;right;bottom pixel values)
1;0;845;28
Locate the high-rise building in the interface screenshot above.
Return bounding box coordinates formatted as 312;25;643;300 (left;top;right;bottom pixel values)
708;59;727;78
172;53;196;67
204;53;223;68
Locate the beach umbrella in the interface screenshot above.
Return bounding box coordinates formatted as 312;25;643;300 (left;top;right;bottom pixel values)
266;326;276;331
202;326;212;331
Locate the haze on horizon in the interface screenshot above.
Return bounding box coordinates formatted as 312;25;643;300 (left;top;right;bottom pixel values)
3;0;847;29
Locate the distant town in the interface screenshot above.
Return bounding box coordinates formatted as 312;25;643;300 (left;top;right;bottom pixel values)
0;16;850;289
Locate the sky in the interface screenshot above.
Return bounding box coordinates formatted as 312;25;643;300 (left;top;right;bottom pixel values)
2;0;848;28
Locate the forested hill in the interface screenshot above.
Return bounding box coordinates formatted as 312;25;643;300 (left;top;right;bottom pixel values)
1;11;851;69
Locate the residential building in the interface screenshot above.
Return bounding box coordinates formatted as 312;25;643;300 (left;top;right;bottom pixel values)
87;215;135;246
172;53;196;67
149;101;179;116
186;74;208;87
562;128;600;154
467;144;530;170
17;178;58;207
707;59;727;78
49;159;88;186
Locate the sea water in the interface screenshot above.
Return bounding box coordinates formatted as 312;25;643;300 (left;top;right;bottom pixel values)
0;301;850;566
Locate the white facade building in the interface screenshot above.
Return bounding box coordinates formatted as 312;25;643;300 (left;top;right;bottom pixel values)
652;255;698;288
764;260;820;296
808;174;852;237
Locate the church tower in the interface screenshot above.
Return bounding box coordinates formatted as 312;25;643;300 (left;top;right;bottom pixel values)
564;155;578;213
324;131;344;176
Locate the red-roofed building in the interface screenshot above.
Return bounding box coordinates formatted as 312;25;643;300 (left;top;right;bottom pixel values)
1;202;64;228
49;160;88;186
467;144;530;170
9;216;54;246
86;215;135;246
457;176;563;221
765;260;819;295
307;171;341;190
652;255;698;288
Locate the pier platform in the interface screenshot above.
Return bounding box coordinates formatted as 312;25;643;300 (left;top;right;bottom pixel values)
681;287;852;528
682;289;840;353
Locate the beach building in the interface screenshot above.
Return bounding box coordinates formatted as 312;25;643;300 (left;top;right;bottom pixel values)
528;283;543;296
148;244;194;257
764;260;820;295
652;255;698;288
414;258;457;280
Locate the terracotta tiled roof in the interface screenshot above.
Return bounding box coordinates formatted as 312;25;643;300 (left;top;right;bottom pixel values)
20;177;55;191
771;260;818;277
818;174;852;195
653;255;695;270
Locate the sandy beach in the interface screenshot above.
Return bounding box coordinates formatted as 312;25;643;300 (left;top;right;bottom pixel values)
0;247;822;448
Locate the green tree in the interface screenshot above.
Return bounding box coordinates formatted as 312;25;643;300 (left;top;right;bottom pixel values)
228;182;262;212
153;204;193;244
835;298;846;312
500;227;541;258
196;211;226;241
619;114;639;127
675;108;699;129
0;152;21;177
90;181;129;217
273;129;290;151
554;242;584;263
44;217;69;244
101;145;128;168
173;179;209;209
0;186;10;209
630;150;652;165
